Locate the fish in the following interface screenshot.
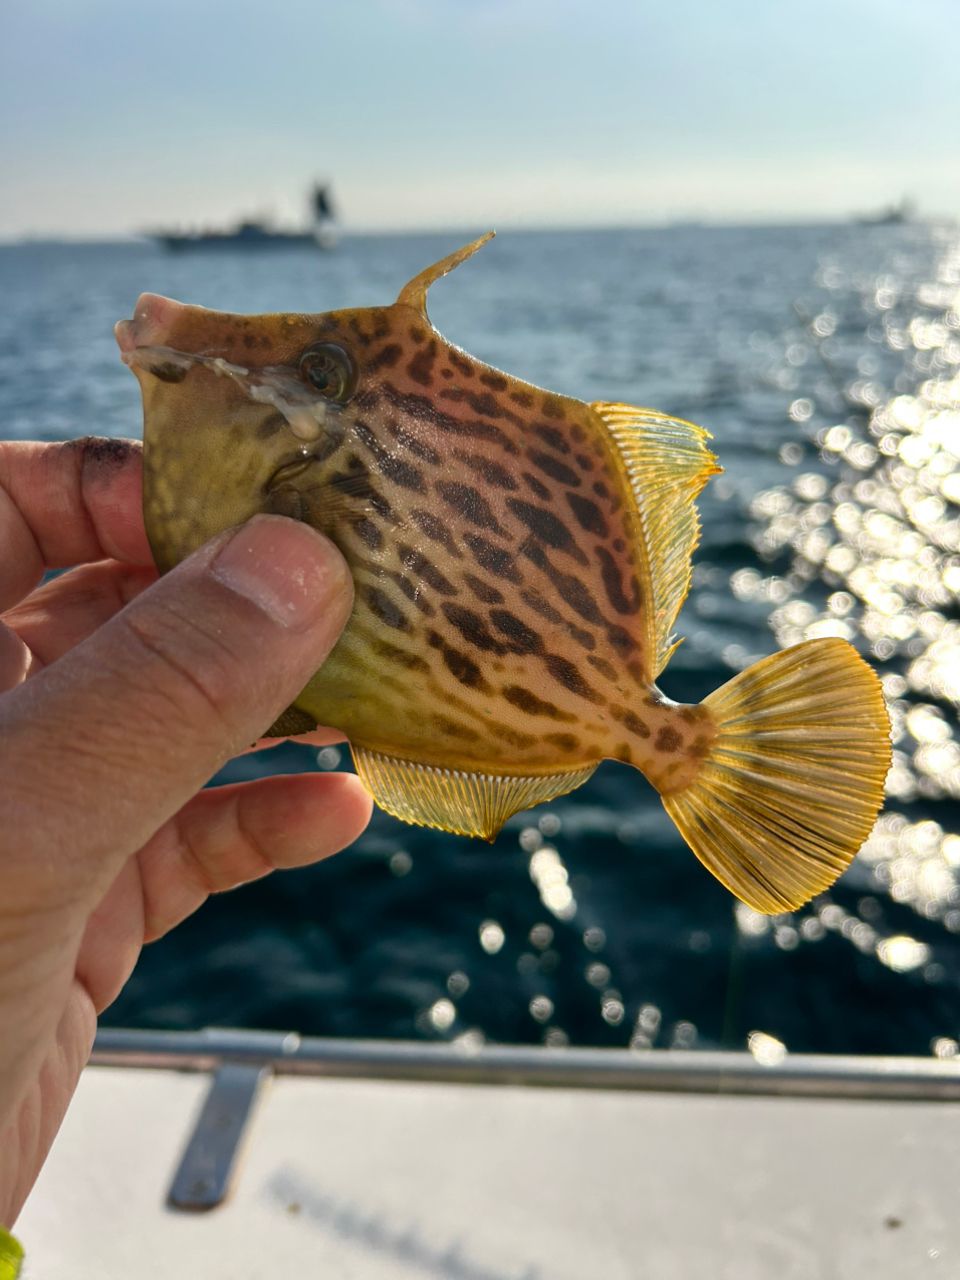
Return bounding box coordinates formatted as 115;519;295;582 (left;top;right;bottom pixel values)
115;233;891;914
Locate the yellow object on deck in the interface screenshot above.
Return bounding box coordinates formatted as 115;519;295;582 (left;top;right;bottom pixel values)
0;1226;23;1280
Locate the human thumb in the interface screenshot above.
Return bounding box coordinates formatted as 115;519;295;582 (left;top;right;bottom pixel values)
0;514;355;911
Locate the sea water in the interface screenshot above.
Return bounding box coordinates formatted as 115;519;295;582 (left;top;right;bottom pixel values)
1;224;958;1055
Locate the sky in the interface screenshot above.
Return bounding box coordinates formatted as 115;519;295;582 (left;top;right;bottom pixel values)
1;0;958;239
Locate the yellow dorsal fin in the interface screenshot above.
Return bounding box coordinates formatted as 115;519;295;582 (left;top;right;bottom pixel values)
592;403;720;678
395;232;495;321
351;745;596;841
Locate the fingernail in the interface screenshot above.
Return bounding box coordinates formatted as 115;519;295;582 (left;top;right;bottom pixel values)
209;515;351;629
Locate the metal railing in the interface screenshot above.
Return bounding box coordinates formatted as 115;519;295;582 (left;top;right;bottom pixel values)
93;1028;960;1102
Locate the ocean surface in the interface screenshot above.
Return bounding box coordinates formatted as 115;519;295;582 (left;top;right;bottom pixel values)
1;224;958;1057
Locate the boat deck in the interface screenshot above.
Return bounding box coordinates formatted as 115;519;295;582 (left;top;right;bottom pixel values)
17;1032;960;1278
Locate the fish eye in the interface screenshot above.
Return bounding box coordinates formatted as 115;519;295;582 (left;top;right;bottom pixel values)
299;342;357;404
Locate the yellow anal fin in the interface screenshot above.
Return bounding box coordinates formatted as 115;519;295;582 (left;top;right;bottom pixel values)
660;639;891;914
351;747;597;841
592;403;720;678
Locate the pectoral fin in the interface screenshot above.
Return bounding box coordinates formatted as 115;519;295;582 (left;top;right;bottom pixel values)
352;746;596;840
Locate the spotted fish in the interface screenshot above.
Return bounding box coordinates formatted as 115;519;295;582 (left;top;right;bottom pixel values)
115;234;891;913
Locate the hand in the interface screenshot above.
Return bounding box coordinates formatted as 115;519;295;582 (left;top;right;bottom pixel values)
0;438;372;1227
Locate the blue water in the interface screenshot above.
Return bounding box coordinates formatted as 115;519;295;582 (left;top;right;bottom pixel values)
2;225;958;1056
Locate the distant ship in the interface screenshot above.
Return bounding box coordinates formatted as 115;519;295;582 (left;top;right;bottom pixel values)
856;198;914;227
153;184;336;252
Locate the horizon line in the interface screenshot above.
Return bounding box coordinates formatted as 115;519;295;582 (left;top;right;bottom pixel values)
2;213;955;248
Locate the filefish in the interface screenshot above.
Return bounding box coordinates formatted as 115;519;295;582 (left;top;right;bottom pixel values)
115;234;891;913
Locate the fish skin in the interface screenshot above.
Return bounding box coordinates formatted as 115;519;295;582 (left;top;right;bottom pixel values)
116;236;891;911
120;248;712;796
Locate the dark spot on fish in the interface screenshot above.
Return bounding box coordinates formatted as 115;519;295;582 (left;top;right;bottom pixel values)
454;451;518;490
656;727;683;752
386;422;441;465
353;517;383;551
354;388;381;412
441;367;453;379
613;537;625;552
412;508;462;557
463;572;504;604
571;425;585;443
547;733;580;752
689;734;711;759
498;725;537;749
510;499;588;566
613;742;633;763
409;326;426;343
554;571;604;625
521;588;562;624
445;648;491;692
587;654;617;680
438;481;506;534
381;384;520;454
680;706;707;724
604;626;630;655
510;389;534;407
490;609;543;655
441;602;505;654
149;361;189;384
366;340;399;371
564;622;596;652
480;371;508;391
575;453;594;473
406;341;437;387
397;544;457;595
348;317;373;347
428;630;492;691
376;641;429;673
541;395;566;420
449;352;475;378
434;714;480;741
611;707;650;739
466;390;505;419
387;571;434;615
465;533;520;581
593;480;612;502
533;423;569;454
365;585;409;631
522;471;550;501
503;685;572;721
355;421;427;493
567;494;608;537
256;412;285;440
544;654;599;702
596;546;641;615
528;449;580;487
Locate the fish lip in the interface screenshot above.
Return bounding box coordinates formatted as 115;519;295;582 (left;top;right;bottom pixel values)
114;318;137;355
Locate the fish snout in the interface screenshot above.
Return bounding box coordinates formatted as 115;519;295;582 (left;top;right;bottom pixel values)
114;293;190;354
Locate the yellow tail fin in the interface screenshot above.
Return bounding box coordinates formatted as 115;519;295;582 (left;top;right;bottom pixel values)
660;639;891;914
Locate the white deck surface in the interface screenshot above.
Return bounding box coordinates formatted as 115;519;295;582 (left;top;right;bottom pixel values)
17;1062;959;1278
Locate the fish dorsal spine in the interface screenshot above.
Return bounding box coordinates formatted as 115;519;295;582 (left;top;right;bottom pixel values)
395;232;495;321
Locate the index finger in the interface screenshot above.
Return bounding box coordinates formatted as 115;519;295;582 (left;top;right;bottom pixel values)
0;437;153;610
